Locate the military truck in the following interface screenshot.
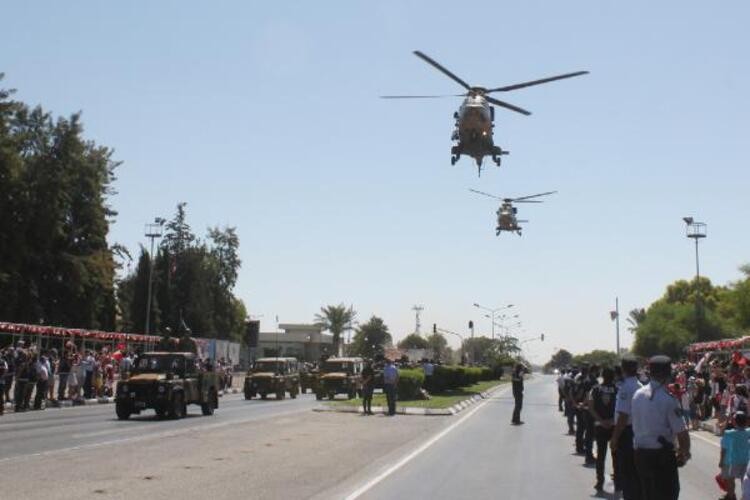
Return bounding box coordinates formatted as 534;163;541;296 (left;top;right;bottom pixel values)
115;352;220;420
300;363;320;394
316;357;364;400
244;357;300;400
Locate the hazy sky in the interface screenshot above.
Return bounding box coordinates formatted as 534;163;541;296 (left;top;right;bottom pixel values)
3;1;748;364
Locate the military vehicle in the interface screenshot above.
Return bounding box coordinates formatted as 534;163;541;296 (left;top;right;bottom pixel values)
300;363;319;394
115;352;219;420
316;357;365;400
244;357;300;400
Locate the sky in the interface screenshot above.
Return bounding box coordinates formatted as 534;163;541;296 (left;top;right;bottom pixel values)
3;1;749;364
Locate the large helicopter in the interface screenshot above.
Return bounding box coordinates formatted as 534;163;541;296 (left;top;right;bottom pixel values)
382;51;588;176
469;189;557;236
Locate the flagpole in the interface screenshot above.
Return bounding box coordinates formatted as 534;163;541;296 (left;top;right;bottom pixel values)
615;297;620;355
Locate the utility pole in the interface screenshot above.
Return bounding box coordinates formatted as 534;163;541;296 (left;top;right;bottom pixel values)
144;217;165;335
683;217;707;339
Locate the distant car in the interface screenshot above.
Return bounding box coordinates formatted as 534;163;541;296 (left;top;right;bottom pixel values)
244;357;300;400
316;357;364;400
115;352;220;420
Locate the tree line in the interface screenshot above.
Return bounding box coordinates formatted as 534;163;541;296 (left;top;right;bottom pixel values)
0;75;246;340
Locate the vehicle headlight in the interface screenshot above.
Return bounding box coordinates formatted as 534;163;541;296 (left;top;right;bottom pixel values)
158;385;166;393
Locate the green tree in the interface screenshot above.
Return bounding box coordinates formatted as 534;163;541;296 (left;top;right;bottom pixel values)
315;304;356;355
626;308;646;334
397;333;428;350
350;316;392;359
0;76;119;329
572;350;619;368
544;349;573;372
425;333;448;361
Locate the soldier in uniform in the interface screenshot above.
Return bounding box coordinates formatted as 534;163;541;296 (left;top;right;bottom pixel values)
610;354;643;500
588;366;618;492
631;355;690;500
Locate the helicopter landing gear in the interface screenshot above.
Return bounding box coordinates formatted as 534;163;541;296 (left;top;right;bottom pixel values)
451;155;459;166
492;147;509;167
492;155;502;167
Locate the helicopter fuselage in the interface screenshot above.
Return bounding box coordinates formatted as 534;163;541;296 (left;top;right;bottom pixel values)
451;93;506;174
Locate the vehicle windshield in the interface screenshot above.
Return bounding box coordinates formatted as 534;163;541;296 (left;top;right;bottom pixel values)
133;355;184;374
323;361;352;373
253;361;284;373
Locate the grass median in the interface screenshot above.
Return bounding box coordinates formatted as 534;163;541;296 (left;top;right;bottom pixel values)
327;379;508;410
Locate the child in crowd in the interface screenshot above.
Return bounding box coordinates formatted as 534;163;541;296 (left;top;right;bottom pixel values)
721;411;750;500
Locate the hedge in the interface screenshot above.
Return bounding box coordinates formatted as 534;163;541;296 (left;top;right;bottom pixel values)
397;368;425;399
430;365;500;392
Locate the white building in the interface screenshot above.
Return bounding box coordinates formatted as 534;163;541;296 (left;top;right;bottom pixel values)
257;323;334;362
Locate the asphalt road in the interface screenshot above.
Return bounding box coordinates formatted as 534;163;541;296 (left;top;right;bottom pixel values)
0;391;319;462
348;375;722;500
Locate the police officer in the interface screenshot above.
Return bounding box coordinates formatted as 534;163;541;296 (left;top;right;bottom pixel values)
588;366;618;492
610;354;643;500
631;355;690;500
573;364;596;462
511;363;526;425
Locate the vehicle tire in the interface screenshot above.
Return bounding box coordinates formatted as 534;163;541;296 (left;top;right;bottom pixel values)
155;407;167;419
357;389;363;399
261;393;267;400
244;390;252;400
348;388;356;400
276;389;284;400
290;386;298;399
202;389;218;416
328;392;335;400
115;401;131;420
315;393;323;401
170;393;186;419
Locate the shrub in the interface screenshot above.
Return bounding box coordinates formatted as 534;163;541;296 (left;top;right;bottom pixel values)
397;368;425;400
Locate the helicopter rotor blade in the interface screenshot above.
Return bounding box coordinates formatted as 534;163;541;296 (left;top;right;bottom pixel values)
413;51;472;91
469;188;503;200
485;96;532;116
380;94;464;99
511;191;558;202
514;200;544;203
486;71;589;93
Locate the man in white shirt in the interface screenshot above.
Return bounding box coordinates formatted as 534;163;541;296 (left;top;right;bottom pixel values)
33;355;49;410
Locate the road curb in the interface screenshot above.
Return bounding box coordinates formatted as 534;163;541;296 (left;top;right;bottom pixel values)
315;382;508;417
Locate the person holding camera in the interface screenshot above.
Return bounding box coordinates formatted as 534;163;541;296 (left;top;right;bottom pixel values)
631;355;691;500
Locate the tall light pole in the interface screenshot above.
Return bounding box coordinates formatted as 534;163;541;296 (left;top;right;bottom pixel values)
683;217;707;339
144;217;165;335
473;303;513;340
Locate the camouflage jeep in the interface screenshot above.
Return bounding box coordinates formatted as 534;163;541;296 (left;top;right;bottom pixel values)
316;357;364;400
244;357;300;400
115;352;220;420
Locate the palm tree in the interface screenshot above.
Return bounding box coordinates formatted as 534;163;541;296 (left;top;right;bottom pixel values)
626;308;646;333
315;304;356;356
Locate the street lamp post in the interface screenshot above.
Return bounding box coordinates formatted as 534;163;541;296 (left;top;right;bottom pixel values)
434;324;465;364
683;217;707;338
144;217;165;335
473;303;513;340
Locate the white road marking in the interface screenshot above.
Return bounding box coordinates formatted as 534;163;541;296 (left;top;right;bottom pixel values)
344;384;513;500
690;430;720;448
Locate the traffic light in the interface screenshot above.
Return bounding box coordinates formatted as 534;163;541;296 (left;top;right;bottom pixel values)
540;333;545;342
433;323;437;334
468;320;474;330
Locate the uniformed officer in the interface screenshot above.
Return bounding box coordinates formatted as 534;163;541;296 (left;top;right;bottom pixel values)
573;364;596;462
511;363;526;425
588;366;618;492
631;355;690;500
610;354;643;500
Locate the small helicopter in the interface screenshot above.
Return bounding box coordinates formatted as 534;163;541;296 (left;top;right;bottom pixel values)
382;51;588;176
469;189;557;236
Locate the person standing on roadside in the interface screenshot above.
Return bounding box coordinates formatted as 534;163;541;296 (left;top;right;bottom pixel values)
0;351;7;415
383;358;399;416
589;366;618;493
631;355;690;500
33;354;49;410
511;363;527;425
610;354;643;500
82;350;94;399
362;360;375;415
57;352;70;400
